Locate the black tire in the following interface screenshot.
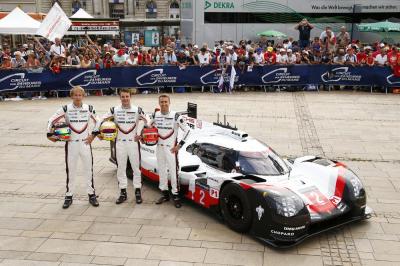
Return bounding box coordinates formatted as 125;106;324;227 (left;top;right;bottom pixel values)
220;183;252;233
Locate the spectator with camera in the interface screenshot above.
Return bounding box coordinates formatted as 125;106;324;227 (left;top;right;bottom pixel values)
295;18;314;49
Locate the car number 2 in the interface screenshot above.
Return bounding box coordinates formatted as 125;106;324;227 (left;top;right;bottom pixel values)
199;190;205;205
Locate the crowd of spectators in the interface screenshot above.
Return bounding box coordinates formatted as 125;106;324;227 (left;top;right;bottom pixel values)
0;19;399;76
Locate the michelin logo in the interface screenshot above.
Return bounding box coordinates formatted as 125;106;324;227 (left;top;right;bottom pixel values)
261;68;300;84
136;68;177;86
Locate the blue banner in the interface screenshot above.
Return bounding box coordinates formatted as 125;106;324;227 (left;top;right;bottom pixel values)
0;65;397;93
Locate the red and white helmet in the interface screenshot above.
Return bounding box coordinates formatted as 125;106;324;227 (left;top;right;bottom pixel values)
142;127;158;146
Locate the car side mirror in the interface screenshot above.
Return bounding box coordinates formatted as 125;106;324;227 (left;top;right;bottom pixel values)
186;144;198;155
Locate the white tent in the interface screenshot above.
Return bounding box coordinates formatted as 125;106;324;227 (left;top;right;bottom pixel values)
70;8;93;19
0;7;41;34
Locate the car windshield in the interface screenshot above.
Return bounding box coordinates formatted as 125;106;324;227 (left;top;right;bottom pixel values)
238;150;287;176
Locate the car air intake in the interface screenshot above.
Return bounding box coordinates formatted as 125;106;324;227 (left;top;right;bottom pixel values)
181;165;200;172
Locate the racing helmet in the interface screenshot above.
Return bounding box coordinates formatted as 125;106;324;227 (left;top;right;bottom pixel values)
53;123;71;141
142;127;158;146
100;121;117;141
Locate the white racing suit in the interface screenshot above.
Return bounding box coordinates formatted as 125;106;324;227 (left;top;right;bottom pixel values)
102;105;148;190
47;104;100;197
152;111;190;195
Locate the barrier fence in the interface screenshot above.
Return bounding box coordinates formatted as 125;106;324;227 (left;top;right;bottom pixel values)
0;65;398;93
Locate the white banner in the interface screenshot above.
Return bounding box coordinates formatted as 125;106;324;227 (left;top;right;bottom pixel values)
36;3;71;42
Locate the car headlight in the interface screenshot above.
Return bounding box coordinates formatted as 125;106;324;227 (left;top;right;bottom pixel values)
270;193;304;217
349;174;364;197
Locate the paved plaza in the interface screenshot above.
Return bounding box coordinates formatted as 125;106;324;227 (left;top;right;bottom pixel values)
0;91;399;266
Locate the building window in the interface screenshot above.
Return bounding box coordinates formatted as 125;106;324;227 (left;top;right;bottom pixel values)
169;0;179;19
52;0;62;7
146;0;157;19
71;0;82;14
170;1;179;9
110;3;125;19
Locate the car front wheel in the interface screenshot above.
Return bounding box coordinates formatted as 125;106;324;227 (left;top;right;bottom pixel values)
220;183;252;233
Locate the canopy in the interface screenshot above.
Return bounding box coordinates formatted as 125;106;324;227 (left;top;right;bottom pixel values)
0;7;41;34
257;30;287;38
70;8;93;19
357;20;400;32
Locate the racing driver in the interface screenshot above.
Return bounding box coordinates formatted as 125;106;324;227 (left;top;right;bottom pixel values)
101;89;149;204
151;94;190;208
47;86;101;209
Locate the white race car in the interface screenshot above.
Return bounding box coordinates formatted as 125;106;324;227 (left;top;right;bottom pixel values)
109;103;371;247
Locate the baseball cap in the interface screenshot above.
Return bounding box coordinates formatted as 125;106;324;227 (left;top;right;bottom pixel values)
379;43;385;48
267;47;273;52
193;45;199;49
280;48;286;52
287;49;292;53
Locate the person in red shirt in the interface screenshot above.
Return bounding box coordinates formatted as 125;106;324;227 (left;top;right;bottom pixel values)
264;47;276;65
142;49;152;65
1;55;12;69
103;52;115;68
356;47;368;65
388;46;398;65
372;43;385;58
131;46;143;64
390;47;400;77
366;49;375;66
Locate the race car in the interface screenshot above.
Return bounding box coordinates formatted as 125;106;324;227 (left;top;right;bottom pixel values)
109;103;371;248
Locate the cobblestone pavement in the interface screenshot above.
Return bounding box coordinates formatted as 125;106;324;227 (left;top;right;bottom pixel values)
0;91;399;266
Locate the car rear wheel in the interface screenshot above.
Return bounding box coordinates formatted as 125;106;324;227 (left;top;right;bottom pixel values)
220;183;252;233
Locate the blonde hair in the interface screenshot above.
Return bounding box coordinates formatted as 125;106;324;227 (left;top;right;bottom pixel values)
119;88;131;95
158;94;170;102
70;86;85;97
